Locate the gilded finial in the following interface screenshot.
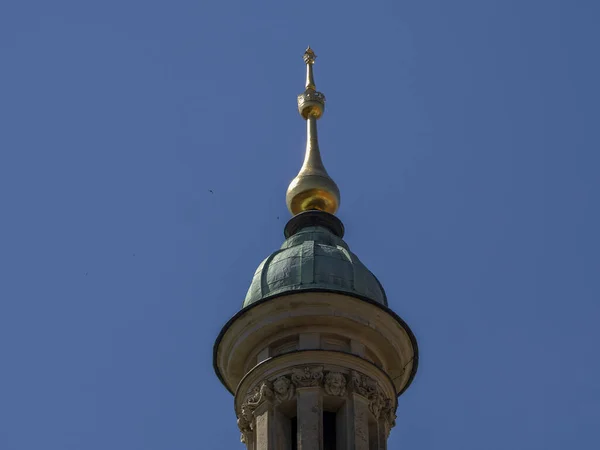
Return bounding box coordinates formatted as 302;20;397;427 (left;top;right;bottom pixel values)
303;47;317;92
286;47;340;216
303;46;316;64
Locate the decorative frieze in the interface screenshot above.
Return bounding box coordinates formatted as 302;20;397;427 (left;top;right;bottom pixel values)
291;365;324;387
237;381;274;442
351;370;378;397
273;375;295;403
238;413;252;440
246;381;274;408
236;365;397;443
381;397;397;428
324;371;347;396
350;370;397;422
238;404;253;443
368;391;385;419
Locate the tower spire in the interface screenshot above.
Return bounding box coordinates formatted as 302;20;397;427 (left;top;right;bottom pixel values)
214;48;419;449
286;46;340;216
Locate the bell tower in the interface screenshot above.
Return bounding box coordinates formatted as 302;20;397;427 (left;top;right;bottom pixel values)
213;47;418;450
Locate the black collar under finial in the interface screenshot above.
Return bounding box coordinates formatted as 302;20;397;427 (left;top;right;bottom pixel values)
284;210;345;239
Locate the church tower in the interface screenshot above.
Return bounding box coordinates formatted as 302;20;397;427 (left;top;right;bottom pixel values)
213;48;418;450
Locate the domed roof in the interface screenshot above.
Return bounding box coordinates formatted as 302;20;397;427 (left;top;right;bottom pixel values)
243;215;387;308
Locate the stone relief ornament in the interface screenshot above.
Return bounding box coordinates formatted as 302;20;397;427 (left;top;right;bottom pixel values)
380;397;397;428
368;390;385;419
237;409;252;431
291;366;324;387
238;423;250;444
350;370;396;427
245;380;273;408
237;381;274;441
240;403;255;425
324;372;347;396
237;403;253;443
273;375;295;403
236;367;397;443
351;370;377;397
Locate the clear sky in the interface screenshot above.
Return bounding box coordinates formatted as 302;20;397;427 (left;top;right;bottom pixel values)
1;1;599;449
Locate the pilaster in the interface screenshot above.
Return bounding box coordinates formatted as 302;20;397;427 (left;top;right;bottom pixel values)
338;393;369;450
254;401;276;450
297;387;323;450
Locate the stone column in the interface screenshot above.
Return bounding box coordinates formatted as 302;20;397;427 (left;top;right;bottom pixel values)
369;421;387;450
254;401;277;450
296;387;323;450
337;392;371;450
237;367;396;450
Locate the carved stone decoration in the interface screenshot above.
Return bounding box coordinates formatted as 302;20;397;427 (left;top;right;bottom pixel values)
291;366;324;387
381;398;397;428
240;403;255;426
349;370;396;427
245;380;273;408
368;390;385;419
351;370;362;393
324;371;347;396
351;370;377;397
237;414;252;433
236;380;274;442
236;367;397;445
273;375;295;403
237;410;252;443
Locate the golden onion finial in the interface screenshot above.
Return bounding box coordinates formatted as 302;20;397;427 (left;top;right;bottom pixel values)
286;47;340;216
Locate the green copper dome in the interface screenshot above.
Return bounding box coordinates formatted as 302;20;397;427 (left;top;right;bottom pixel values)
243;216;387;308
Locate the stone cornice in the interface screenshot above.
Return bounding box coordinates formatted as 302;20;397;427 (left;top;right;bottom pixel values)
215;291;418;397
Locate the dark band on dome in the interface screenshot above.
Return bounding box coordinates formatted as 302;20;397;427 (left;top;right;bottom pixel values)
284;210;345;238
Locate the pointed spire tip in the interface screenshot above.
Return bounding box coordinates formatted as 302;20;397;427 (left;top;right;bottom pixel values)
303;47;317;65
286;47;340;216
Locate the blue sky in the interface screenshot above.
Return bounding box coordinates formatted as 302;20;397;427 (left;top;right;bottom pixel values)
1;1;599;449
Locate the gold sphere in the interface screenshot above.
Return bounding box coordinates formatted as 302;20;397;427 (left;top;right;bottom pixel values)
299;103;323;119
286;173;340;215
